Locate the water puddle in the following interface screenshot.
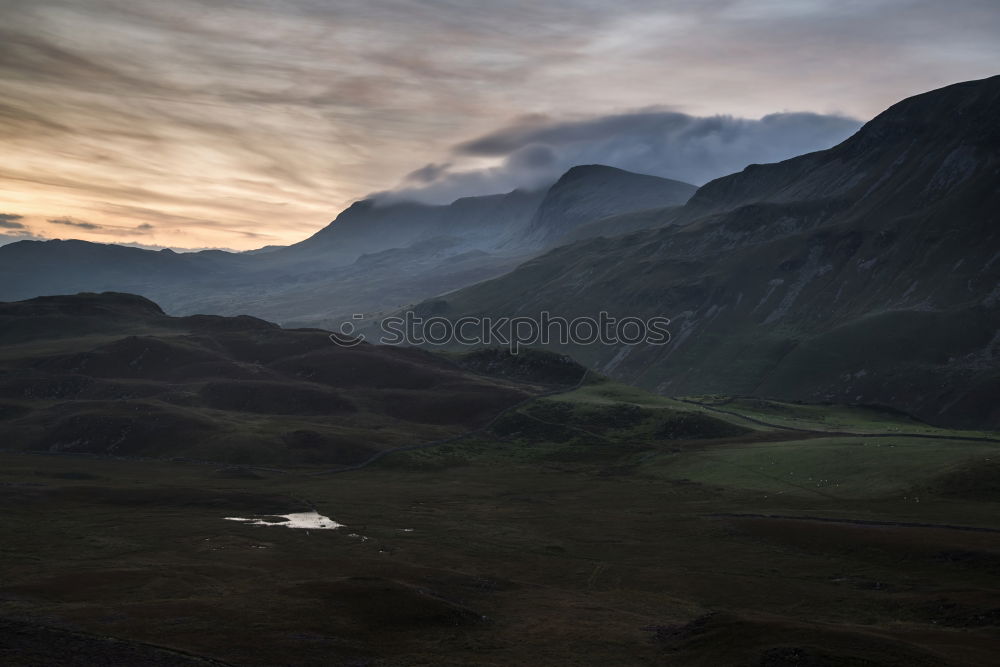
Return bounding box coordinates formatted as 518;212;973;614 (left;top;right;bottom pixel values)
224;511;343;530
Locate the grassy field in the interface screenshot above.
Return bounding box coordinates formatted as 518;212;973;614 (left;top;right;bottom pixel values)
2;384;999;665
654;436;997;498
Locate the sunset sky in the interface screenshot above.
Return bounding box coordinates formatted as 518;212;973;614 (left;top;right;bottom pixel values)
1;0;998;251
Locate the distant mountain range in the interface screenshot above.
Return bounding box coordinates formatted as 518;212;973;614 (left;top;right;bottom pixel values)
407;75;1000;428
0;165;695;326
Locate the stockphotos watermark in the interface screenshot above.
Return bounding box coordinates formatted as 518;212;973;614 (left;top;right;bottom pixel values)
329;311;671;354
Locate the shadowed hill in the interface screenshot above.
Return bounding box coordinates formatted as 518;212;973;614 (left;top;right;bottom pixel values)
0;292;583;465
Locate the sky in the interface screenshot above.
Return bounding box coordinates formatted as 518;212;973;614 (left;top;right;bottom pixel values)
0;0;997;250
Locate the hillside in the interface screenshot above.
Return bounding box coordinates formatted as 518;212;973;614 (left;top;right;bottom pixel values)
406;76;1000;428
0;292;582;465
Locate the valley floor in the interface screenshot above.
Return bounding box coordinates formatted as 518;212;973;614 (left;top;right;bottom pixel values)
2;391;999;666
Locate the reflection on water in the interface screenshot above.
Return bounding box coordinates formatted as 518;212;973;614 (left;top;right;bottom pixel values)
224;511;343;530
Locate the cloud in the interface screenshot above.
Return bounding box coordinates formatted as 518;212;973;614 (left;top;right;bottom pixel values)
405;163;453;184
0;0;997;246
136;223;154;231
0;213;47;245
48;217;103;230
506;144;559;170
377;109;862;204
0;213;25;229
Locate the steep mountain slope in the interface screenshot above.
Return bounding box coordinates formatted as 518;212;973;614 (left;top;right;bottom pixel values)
0;292;572;465
562;204;687;243
522;165;696;244
407;76;1000;428
275;187;547;266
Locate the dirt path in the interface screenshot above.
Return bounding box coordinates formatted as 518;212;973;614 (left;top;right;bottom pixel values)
674;398;1000;444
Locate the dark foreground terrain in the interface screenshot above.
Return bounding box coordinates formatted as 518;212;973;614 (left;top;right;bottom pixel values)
2;374;999;665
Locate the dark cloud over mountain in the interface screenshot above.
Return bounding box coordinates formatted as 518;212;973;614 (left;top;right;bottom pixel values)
0;214;25;229
378;109;862;204
0;213;45;246
48;218;103;230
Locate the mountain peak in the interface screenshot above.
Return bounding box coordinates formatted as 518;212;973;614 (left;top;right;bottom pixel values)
524;165;697;242
850;74;1000;151
343;198;376;213
556;163;690;187
559;164;633;179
